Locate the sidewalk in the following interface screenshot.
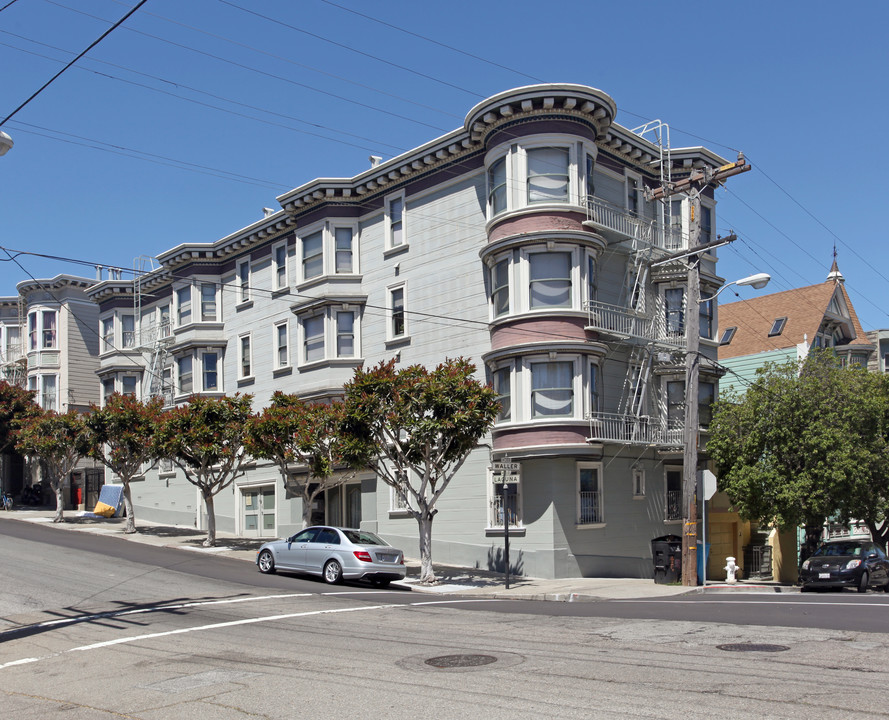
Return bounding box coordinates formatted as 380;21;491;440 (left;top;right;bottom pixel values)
0;508;797;601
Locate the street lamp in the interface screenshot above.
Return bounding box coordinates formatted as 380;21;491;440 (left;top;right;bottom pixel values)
682;269;770;586
0;131;13;157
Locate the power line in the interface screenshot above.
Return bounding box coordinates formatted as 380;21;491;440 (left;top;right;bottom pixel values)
0;0;149;127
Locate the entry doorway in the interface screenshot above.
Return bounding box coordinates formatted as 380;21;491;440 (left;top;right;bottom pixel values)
242;486;276;538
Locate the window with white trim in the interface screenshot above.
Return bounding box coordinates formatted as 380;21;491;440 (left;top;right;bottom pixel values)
273;241;288;290
491;258;509;318
588;362;599;416
274;322;289;368
334;227;354;274
237;259;251;303
239;334;252;379
335;311;355;358
626;174;640;217
489;480;522;529
199;351;218;392
665;467;682;521
488;155;507;215
176;287;192;326
586;253;597;306
531;360;573;418
633;467;645;498
200;283;217;322
577;462;603;525
161;367;173;406
121;375;138;397
121;314;135;348
303;315;324;363
158;304;171;338
178;355;193;395
388;284;406;339
665;288;685;337
529;251;572;308
302;230;323;280
493;365;511;423
102;378;115;405
101;317;114;352
28;310;57;351
699;297;713;340
527;146;569;203
386;194;405;248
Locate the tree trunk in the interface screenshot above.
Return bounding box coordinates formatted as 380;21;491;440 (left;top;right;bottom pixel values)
122;482;136;533
52;481;64;523
800;522;823;566
301;488;313;529
417;512;435;584
203;491;216;547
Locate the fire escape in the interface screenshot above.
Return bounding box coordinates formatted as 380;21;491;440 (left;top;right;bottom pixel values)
583;121;685;449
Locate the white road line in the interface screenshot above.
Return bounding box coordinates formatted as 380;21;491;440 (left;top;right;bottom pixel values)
617;599;889;606
0;597;502;671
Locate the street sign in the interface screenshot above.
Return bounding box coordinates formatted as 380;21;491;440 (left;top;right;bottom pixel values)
491;461;520;484
492;462;520;473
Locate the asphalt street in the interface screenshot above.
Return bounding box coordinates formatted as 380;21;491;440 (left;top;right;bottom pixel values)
3;518;889;718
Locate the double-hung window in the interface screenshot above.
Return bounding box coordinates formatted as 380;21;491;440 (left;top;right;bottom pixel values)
121;314;135;348
200;283;217;322
529;251;571;308
531;360;573;418
389;285;406;339
40;375;57;411
302;230;323;280
238;260;251;303
665;288;685;337
42;311;56;349
102;378;115;405
273;242;288;290
589;362;599;416
336;311;355;358
202;352;219;391
493;366;511;423
28;310;57;351
699;381;715;426
122;376;138;397
488;156;507;214
239;334;252;378
666;380;684;428
158;304;171;338
491;258;509;318
303;315;324;363
386;195;404;248
177;287;192;326
178;355;193;395
334;227;354;274
527;147;569;203
275;322;289;368
699;297;713;339
101;317;114;352
577;463;603;525
626;175;640;216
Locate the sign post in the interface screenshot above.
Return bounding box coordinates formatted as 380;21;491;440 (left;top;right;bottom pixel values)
700;469;717;587
491;459;520;589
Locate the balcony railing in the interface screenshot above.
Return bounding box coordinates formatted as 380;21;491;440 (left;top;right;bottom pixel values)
578;490;602;524
584;197;684;251
587;413;684;448
585;300;685;348
665;490;682;521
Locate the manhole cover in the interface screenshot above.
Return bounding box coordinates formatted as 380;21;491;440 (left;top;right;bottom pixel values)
717;643;789;653
424;654;498;668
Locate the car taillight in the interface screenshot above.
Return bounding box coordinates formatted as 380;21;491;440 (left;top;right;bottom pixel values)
354;551;373;562
399;555;404;565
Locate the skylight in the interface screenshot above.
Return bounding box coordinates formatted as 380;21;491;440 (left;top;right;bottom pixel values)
768;317;787;336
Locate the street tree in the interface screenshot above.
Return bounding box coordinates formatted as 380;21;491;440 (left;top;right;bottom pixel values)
708;350;889;557
16;410;88;523
153;394;254;547
342;358;499;584
246;393;366;529
82;394;165;533
0;380;40;455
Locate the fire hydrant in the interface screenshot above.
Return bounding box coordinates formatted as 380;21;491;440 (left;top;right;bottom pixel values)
724;556;739;584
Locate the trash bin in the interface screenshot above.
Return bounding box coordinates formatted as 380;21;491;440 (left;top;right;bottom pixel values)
652;535;682;584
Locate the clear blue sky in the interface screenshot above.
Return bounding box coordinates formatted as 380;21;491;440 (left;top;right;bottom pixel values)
1;0;887;329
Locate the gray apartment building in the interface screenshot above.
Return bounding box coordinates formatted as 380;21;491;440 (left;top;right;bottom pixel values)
85;83;733;579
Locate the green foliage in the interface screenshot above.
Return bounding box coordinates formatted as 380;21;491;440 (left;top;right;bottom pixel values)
17;409;88;464
82;394;165;481
0;381;40;454
709;350;889;544
153;394;254;493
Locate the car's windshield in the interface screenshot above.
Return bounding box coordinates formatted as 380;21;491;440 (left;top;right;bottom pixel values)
813;542;862;557
343;530;386;546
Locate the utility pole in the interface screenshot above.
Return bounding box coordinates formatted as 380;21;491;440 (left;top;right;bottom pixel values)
647;153;750;586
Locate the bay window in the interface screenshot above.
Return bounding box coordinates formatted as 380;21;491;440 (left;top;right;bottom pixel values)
491;258;509;317
527;147;569;203
493;366;511;423
202;352;219;391
178;355;193;395
336;311;355;358
302;230;323;280
177;287;191;326
303;315;324;363
334;227;354;274
200;283;217;322
529;251;571;308
121;314;135;348
28;310;57;351
488;156;507;214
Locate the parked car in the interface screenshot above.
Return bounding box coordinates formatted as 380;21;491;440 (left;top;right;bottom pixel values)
799;539;889;592
256;526;406;586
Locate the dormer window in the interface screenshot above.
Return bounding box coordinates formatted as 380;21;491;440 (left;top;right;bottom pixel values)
768;317;787;337
719;327;737;345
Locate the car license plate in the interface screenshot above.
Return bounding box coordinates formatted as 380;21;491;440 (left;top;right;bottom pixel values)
377;553;396;562
818;573;830;579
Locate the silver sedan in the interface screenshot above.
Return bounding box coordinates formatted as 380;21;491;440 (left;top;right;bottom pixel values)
256;526;406;586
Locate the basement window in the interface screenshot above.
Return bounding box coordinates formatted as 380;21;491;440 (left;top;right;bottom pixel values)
768;317;787;337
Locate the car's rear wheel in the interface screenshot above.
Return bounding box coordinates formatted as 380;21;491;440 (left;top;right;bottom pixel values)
258;550;276;574
324;559;343;584
857;571;869;593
